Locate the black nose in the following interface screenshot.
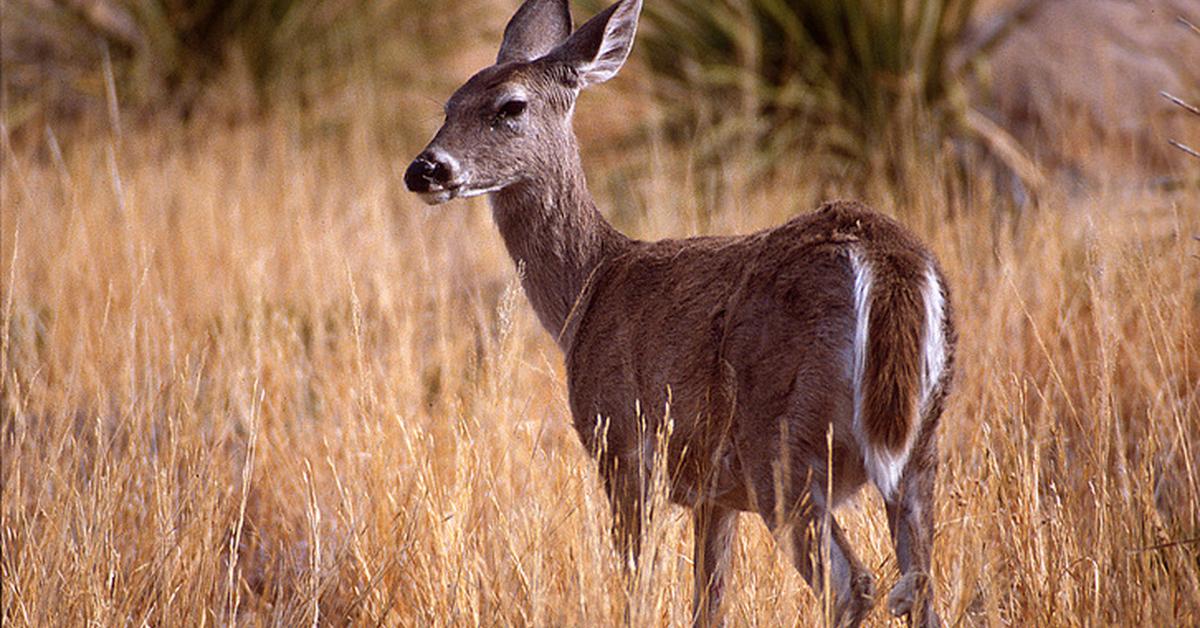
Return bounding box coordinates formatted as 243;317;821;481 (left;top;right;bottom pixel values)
404;153;452;192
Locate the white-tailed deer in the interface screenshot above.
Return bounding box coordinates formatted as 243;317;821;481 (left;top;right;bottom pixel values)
404;1;956;626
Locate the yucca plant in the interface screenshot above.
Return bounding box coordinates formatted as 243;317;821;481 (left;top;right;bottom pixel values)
635;0;1040;197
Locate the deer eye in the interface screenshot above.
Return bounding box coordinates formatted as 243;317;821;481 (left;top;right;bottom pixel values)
497;99;527;119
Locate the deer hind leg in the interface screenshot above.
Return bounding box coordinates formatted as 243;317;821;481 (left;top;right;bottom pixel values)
883;431;942;628
756;488;875;627
692;502;738;628
798;512;875;627
878;257;950;628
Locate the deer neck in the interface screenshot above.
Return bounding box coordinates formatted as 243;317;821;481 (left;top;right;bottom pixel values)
490;151;629;348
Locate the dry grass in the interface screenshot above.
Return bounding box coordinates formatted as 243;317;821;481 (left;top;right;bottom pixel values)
2;79;1199;626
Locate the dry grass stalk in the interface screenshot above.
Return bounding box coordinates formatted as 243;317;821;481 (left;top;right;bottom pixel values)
1;96;1198;625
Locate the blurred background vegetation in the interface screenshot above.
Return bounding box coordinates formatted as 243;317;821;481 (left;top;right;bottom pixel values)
2;0;499;140
2;0;1198;197
639;0;986;185
3;2;1199;625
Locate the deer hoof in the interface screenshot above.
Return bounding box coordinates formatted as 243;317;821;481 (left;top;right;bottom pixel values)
836;572;876;627
887;572;926;617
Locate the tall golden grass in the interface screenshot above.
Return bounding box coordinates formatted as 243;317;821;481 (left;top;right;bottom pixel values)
2;78;1198;626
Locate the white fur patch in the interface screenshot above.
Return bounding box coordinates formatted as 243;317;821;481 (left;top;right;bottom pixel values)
847;249;904;497
864;434;910;500
919;264;948;415
848;249;872;445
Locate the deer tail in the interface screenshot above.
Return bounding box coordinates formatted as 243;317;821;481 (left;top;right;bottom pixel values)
849;249;948;499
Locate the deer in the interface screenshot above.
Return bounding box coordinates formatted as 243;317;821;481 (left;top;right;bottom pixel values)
403;0;956;626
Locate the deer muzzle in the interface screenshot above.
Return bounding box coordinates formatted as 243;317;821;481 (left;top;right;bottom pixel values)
404;151;460;203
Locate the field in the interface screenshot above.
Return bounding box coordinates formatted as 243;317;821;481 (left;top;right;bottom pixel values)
3;3;1200;627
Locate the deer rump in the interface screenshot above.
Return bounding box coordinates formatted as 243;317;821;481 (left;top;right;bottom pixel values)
564;200;953;515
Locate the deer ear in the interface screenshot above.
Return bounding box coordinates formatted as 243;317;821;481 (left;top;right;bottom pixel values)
497;0;573;64
547;0;641;88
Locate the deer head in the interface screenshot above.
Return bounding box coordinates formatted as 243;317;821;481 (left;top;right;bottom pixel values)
403;0;642;205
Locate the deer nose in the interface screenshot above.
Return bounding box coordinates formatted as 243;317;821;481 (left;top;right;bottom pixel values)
404;152;453;192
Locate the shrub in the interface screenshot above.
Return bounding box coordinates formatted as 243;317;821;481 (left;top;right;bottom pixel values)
636;0;1038;196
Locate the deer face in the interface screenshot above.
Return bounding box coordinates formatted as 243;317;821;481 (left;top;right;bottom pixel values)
404;61;579;205
404;0;641;205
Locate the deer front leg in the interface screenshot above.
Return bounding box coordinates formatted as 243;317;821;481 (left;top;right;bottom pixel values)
692;502;738;628
602;456;647;571
884;439;942;628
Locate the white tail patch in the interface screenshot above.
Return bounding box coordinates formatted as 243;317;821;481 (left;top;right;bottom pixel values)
919;264;948;415
848;249;902;497
864;441;912;500
848;248;872;451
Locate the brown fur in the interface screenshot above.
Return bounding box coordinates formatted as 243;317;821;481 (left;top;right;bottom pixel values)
405;2;957;626
859;225;928;452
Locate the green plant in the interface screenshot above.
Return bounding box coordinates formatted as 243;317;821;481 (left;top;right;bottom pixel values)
636;0;1039;195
